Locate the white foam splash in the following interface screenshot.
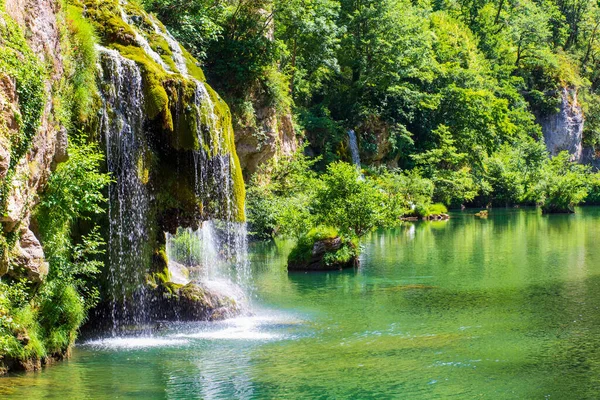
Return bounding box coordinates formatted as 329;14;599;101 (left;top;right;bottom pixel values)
175;314;302;342
84;337;189;350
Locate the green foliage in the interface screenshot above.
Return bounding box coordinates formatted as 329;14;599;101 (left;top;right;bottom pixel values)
247;148;321;239
287;226;358;268
372;168;433;222
413;125;478;207
62;4;100;126
35;138;110;297
0;7;46;213
168;228;203;266
37;282;85;355
141;0;599;215
534;152;590;213
288;226;339;264
314;162;386;237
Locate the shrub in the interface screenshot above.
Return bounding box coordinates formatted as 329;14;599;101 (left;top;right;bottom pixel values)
314;162;386;237
288;226;358;268
38;282;85;354
534;152;590;213
288;226;339;264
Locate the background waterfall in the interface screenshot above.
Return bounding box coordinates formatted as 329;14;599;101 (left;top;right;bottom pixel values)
348;130;363;175
98;47;151;332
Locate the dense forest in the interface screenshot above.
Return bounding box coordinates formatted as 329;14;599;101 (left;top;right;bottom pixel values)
1;0;600;377
142;0;600;238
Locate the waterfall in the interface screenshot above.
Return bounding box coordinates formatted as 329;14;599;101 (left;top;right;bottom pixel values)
348;130;362;174
95;2;249;332
97;47;151;333
165;222;249;305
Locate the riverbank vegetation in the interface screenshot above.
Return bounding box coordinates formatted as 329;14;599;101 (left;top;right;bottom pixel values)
0;3;109;371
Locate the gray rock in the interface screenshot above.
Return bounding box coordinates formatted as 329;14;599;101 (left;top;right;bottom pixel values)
9;228;48;283
539;87;584;162
53;126;69;164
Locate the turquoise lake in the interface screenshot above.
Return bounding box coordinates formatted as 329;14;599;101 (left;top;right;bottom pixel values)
3;208;600;399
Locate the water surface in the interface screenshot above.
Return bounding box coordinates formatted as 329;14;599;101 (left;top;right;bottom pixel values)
3;208;600;399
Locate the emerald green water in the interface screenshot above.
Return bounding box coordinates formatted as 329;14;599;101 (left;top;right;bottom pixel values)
3;208;600;399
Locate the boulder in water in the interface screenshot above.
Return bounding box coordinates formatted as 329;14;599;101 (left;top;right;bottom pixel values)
288;227;359;271
150;281;242;321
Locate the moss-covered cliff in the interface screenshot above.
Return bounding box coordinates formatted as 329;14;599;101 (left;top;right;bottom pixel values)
0;0;246;374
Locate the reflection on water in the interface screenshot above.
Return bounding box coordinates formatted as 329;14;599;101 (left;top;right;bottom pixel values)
4;208;600;398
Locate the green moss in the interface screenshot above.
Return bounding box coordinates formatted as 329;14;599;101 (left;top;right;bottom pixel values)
72;0;137;46
136;148;152;184
113;44;173;129
231;151;246;222
179;283;207;303
171;80;200;150
181;46;206;82
288;227;358;269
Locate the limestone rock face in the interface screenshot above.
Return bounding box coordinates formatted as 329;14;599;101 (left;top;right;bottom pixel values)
539;88;584;162
1;0;64;279
53;126;69;164
9;228;48;283
234;103;298;179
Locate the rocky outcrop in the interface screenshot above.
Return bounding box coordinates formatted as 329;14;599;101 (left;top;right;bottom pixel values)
539;87;584;162
288;236;358;271
9;228;48;283
1;0;63;280
355;116;401;168
233;96;298;179
150;281;242;321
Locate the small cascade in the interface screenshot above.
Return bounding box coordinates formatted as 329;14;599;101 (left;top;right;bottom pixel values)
148;14;188;75
189;81;238;220
97;47;151;333
119;6;172;72
165;222;250;305
348;130;363;176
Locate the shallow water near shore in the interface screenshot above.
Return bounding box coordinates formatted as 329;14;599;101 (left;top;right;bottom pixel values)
3;207;600;399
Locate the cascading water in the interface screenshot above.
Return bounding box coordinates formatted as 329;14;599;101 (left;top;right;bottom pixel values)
97;47;151;333
348;130;363;177
165;222;250;306
348;130;361;168
95;2;250;333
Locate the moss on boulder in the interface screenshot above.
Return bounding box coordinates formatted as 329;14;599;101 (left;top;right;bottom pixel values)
288;227;359;271
149;281;241;321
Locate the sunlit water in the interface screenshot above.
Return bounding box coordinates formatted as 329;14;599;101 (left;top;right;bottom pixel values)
4;208;600;398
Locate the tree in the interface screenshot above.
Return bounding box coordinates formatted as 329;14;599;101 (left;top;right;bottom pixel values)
313;162;385;236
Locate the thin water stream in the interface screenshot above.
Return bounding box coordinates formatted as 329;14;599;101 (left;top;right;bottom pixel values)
3;208;600;398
